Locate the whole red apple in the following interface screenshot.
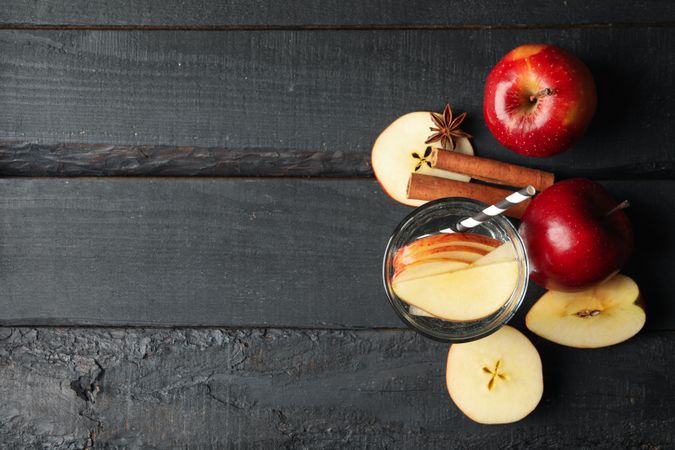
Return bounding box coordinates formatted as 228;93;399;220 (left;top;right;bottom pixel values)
483;44;597;157
519;179;632;291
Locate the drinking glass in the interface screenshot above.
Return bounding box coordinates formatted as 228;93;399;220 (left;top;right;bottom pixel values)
383;197;529;342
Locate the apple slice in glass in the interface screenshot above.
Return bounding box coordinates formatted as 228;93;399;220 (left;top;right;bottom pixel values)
393;245;487;272
392;261;518;321
393;258;470;283
471;243;516;267
394;233;500;270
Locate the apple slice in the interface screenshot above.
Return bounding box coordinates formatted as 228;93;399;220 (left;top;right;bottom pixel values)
392;261;518;321
372;111;473;206
408;305;436;317
393;245;487;272
397;233;500;257
471;243;516;267
394;233;501;269
393;258;470;283
525;274;645;348
446;325;543;424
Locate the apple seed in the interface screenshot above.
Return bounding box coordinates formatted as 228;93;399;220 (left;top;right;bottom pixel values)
576;309;601;318
483;359;508;391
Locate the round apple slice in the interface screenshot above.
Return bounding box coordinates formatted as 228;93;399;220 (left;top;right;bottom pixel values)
446;325;543;424
372;111;473;206
525;274;645;348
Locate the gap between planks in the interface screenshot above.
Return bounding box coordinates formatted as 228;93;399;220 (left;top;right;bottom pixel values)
0;324;672;333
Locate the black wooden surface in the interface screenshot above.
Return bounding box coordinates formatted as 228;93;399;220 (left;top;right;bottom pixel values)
1;1;674;27
1;2;674;448
0;142;373;177
0;178;672;331
1;327;673;449
1;28;675;179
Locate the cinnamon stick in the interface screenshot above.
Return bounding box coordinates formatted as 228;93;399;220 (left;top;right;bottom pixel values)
430;148;554;192
407;173;529;219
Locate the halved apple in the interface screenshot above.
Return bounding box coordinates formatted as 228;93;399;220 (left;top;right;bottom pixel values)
446;325;543;424
393;258;470;283
525;274;645;348
392;261;518;321
372;111;473;206
393;245;487;272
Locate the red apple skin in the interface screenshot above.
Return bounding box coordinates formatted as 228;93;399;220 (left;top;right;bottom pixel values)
519;179;632;291
483;44;597;157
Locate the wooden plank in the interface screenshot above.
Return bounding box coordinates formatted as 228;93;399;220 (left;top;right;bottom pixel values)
0;178;407;328
1;326;672;448
0;142;372;177
1;28;675;178
0;177;671;330
2;141;675;179
1;1;674;28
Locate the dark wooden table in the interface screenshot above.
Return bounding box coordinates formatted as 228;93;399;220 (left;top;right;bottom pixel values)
1;2;674;448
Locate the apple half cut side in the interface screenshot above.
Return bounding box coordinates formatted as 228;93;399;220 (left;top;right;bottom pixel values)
392;261;518;321
372;111;473;206
525;274;645;348
446;325;543;424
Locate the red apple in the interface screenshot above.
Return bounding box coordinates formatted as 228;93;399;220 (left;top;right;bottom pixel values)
519;179;632;291
483;44;597;157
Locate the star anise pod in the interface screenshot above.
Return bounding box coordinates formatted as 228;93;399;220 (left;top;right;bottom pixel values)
425;104;472;151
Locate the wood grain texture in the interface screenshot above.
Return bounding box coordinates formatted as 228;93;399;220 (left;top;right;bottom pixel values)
0;327;672;449
0;142;372;177
0;177;671;330
0;178;407;328
1;1;674;28
4;142;675;179
1;28;674;178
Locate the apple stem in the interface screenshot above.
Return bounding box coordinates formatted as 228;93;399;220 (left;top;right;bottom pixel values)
605;200;631;217
529;88;556;103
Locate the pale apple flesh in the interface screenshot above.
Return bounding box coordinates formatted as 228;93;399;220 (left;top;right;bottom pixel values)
526;274;645;348
371;111;473;206
392;261;518;321
395;241;518;318
446;325;543;424
392;258;470;283
393;245;487;272
394;243;493;269
397;233;501;259
408;305;436;318
471;243;516;267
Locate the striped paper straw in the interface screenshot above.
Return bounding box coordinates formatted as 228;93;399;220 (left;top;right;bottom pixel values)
444;185;536;233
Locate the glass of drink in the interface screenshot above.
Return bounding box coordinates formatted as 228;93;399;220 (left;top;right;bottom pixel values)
382;197;529;342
